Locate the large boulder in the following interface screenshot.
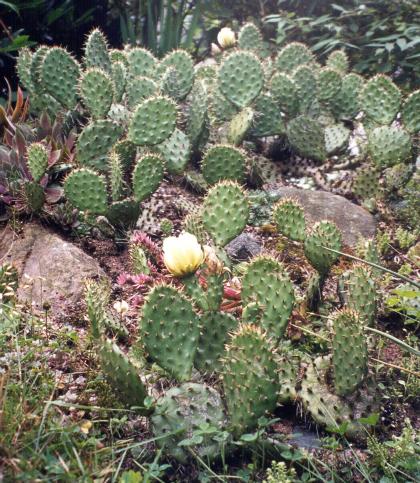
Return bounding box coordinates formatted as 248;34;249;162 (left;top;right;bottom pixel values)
0;223;106;315
265;186;376;246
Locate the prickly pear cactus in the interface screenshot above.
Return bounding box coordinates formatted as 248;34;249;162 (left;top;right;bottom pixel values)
186;79;209;150
304;221;342;276
27;143;48;182
76;120;123;170
140;284;200;381
159;49;194;100
218;51;264;108
157;128;190;175
125;76;159;109
132;153;164;202
324;123;350;154
270;72;300;117
287;115;327;161
330;72;363;120
84;28;111;73
360;74;401;125
201;145;246;185
194;311;238;372
352;165;381;201
238;23;264;54
126;47;157;79
273;198;306;242
326;50;349;73
292;64;317;112
275;42;313;72
317;68;342;103
241;256;295;340
128;96;177;146
64;168;108;214
402;90;420;133
202;181;249;247
108;151;125;201
79;68;114;119
332;309;368;396
221;324;279;437
151;383;226;463
367;126;412;167
99;339;148;411
40;47;80;110
227;107;254;145
252;94;285;137
298;355;379;440
338;265;377;327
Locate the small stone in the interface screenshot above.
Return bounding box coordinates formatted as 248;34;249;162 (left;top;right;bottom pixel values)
225;233;263;261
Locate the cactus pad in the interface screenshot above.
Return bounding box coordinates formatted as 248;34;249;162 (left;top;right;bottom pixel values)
157;128;190;175
332;309;368;396
241;256;295;340
402;89;420;133
132;153;164;202
79;68;114;118
202;145;246;185
270;72;300;116
317;68;342;103
287;115;327;161
64;168;108;214
128;96;177;146
152;383;226;463
159;49;194;99
126;47;157;79
218;51;264;108
40;47;80;109
202;181;249;247
27;143;48;182
273;198;306;242
304;221;342;275
194;311;238;372
339;265;377;327
275;42;313;72
77;120;123;170
125;76;159;109
99;339;148;410
140;284;200;381
367;126;411;167
326;50;349;73
324;123;350;154
360;74;401;125
221;324;279;436
84;28;111;73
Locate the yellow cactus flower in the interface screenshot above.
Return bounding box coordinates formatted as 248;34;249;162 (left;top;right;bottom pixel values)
163;232;204;277
217;27;236;49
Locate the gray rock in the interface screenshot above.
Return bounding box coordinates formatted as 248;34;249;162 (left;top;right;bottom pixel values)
0;223;106;314
225;233;263;261
265;186;376;246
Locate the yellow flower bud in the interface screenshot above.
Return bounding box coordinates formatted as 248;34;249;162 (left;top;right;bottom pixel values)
113;300;129;315
163;232;204;277
217;27;236;49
